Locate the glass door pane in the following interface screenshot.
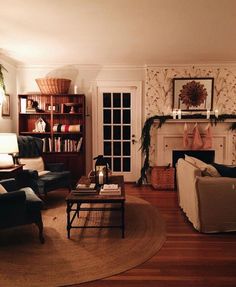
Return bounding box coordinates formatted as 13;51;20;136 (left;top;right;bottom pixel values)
102;92;131;172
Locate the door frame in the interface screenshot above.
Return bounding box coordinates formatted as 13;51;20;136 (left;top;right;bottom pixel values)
92;80;142;182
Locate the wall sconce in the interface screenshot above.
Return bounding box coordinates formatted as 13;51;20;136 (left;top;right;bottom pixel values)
0;133;19;168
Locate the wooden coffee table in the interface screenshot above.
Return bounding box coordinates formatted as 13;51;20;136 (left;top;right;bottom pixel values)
65;175;125;238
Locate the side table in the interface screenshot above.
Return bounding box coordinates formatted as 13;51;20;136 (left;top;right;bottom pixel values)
0;164;24;180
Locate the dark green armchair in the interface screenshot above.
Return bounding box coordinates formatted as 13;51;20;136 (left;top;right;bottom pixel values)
16;136;71;196
0;178;44;243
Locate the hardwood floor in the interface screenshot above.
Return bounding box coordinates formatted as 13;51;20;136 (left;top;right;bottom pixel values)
66;183;236;287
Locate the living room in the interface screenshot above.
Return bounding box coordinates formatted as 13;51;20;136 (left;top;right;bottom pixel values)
1;1;236;286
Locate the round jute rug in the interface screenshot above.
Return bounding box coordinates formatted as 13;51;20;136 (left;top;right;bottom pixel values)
0;195;166;287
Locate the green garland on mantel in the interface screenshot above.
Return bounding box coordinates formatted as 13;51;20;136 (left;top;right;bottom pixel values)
137;113;236;185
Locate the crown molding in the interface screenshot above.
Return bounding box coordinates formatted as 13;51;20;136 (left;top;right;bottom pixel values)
146;62;236;68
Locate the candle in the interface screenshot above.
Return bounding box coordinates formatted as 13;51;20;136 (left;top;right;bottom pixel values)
172;109;177;119
177;109;181;119
74;85;78;94
98;171;104;185
215;109;219;118
207;110;210;119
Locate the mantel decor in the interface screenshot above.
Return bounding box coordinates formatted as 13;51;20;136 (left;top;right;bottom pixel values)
137;113;236;185
173;77;214;111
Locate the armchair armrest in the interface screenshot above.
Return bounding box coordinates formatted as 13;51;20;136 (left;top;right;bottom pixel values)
196;176;236;232
0;190;26;204
0;178;18;191
45;162;65;172
0;191;27;228
15;169;39;194
18;169;39;179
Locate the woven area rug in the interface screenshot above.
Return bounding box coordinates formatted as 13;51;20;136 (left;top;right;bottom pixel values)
0;195;166;287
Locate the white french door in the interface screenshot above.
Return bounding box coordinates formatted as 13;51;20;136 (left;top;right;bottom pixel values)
93;81;142;182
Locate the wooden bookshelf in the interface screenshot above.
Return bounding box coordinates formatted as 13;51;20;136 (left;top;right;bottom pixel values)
18;93;86;183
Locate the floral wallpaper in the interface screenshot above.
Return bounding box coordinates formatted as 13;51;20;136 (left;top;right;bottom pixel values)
145;65;236;118
145;65;236;165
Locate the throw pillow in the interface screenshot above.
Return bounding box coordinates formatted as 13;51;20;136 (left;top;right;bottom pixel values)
184;154;196;165
0;184;7;194
20;187;42;202
184;155;221;177
18;157;45;173
212;163;236;178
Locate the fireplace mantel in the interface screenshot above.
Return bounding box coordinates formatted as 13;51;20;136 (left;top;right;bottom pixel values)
152;120;234;166
154;118;236;124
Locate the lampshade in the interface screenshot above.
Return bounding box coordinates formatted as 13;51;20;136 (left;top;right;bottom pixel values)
0;133;19;154
0;133;19;168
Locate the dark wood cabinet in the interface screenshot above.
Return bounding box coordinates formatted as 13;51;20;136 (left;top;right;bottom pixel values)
18;93;86;184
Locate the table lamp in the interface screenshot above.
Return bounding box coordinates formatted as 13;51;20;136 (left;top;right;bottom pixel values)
0;133;19;168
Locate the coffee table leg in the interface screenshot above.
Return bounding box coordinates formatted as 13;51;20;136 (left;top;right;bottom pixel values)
121;202;125;238
66;202;71;239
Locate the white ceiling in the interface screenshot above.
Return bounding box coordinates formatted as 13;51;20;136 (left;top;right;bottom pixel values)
1;0;236;66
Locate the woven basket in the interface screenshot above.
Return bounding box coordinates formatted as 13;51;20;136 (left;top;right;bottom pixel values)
151;166;175;190
35;78;71;94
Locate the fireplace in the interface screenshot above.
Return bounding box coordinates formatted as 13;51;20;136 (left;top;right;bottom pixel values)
153;119;233;167
172;150;215;167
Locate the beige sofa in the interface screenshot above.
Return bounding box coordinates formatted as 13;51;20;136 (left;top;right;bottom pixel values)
176;158;236;233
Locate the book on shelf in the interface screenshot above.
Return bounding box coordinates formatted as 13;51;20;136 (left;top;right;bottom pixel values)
20;98;27;113
76;137;83;152
26;108;36;113
51;137;83;152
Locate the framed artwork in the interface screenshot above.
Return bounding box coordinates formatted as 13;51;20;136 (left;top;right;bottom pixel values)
45;103;60;113
173;77;214;111
2;94;10;116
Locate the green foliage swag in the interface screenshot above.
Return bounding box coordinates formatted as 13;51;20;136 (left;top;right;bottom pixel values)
137;113;236;185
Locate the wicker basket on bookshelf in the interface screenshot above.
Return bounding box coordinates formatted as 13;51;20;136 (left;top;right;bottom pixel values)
35;78;71;94
151;166;175;190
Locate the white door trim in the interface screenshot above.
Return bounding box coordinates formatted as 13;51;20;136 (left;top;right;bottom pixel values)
92;80;142;181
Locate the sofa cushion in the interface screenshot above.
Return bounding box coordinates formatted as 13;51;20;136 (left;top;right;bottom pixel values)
0;184;7;194
185;155;221;177
18;157;45;173
212;163;236;178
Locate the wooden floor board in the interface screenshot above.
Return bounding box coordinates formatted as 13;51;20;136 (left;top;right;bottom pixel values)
67;183;236;287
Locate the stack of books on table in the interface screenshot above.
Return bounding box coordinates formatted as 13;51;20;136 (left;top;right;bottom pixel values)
71;183;97;195
99;184;121;196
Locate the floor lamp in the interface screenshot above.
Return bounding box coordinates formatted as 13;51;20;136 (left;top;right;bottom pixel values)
0;133;19;168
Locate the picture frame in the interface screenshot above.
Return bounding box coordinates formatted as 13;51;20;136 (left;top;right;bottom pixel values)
45;103;60;113
173;77;214;111
2;94;10;116
62;103;80;113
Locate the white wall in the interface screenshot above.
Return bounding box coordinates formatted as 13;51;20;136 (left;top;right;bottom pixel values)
0;56;17;132
16;65;145;173
7;62;236;175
